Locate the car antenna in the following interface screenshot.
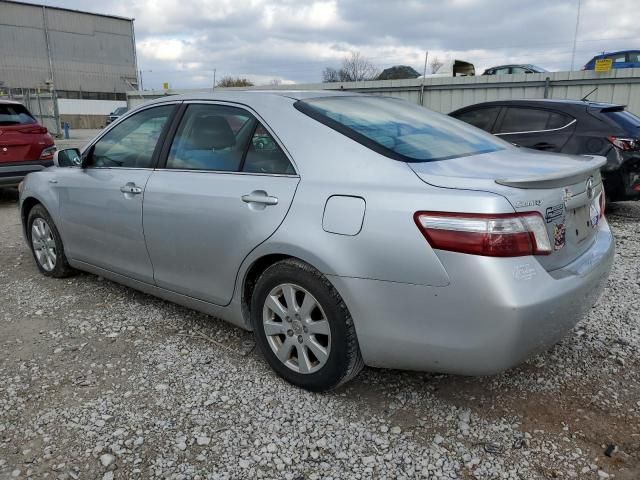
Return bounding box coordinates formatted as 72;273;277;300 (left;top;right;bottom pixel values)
580;87;598;102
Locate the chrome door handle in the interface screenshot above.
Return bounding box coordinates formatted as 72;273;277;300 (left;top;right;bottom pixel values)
120;184;142;194
241;192;278;206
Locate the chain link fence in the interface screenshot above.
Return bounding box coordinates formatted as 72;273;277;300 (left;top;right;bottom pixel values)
0;87;61;137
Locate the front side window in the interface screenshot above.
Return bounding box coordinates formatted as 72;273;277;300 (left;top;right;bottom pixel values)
296;96;507;162
166;104;294;174
88;105;174;168
454;107;501;132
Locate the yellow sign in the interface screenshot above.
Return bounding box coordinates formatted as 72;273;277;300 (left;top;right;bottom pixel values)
594;58;613;73
162;82;169;90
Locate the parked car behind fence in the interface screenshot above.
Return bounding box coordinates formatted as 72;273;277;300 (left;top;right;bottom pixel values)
450;99;640;201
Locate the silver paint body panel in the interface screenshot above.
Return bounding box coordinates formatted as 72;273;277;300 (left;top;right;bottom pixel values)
19;91;615;374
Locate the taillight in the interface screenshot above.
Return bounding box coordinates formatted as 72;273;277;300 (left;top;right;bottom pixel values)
40;146;57;160
19;126;48;134
599;190;606;218
414;211;552;257
607;136;639;151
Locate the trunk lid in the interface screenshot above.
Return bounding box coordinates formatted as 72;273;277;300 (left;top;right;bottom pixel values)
0;124;51;164
409;147;606;271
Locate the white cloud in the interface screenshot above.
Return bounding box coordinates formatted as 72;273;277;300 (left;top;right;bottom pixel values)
38;0;640;87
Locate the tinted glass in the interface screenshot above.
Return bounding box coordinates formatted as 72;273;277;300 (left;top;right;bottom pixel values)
603;110;640;131
498;107;551;133
511;67;528;73
0;103;36;125
243;124;294;174
628;52;640;63
297;96;506;162
167;104;254;171
454;107;501;132
612;54;626;63
89;105;173;168
547;111;573;129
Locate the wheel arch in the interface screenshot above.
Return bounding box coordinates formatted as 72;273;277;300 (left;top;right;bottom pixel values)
20;196;44;239
239;249;341;330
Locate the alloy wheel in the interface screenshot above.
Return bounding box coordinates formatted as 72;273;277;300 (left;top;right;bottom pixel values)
31;217;57;271
262;283;331;374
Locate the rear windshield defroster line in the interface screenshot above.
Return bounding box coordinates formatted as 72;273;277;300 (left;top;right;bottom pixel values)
294;96;506;163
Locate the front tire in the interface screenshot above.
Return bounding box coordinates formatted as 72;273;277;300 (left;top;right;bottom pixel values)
251;259;364;391
27;204;75;278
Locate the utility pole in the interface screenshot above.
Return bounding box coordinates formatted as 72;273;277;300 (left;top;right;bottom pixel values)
212;69;216;92
420;51;428;106
570;0;581;71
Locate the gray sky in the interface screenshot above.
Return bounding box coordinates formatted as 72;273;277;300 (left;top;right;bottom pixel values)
32;0;640;89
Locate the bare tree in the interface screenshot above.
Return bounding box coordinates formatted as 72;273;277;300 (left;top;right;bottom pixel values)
268;78;282;86
322;67;341;83
341;52;379;81
217;76;254;87
430;56;444;74
322;52;379;82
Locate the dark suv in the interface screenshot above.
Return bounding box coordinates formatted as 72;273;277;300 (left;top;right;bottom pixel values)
450;99;640;201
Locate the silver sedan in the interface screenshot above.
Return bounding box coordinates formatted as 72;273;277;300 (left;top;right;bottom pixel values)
19;92;614;391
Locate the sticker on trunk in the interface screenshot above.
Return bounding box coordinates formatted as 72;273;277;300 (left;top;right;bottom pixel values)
545;204;564;223
590;204;600;228
553;223;566;251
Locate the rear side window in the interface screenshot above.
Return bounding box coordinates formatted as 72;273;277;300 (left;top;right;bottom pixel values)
0;103;36;125
166;104;294;174
602;109;640;132
628;52;640;63
295;96;506;162
497;108;572;133
453;107;501;132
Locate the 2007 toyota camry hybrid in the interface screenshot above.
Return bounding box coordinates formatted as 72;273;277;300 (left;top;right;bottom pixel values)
19;91;614;391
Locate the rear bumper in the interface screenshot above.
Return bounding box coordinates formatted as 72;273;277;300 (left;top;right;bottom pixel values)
0;160;53;187
328;220;614;374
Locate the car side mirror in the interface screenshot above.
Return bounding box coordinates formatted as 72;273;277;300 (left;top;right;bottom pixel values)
53;148;82;168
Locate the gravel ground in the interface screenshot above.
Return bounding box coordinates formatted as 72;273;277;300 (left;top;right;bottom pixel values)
0;187;638;480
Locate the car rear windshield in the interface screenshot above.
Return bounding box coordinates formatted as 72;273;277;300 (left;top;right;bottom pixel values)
0;103;36;126
602;109;640;132
295;96;507;162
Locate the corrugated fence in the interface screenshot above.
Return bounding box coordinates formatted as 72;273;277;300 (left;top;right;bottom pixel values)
128;68;640;114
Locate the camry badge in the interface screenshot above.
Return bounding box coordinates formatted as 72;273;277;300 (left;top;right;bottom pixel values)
586;177;594;200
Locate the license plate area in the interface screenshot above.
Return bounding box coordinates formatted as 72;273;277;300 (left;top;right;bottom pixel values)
569;205;592;243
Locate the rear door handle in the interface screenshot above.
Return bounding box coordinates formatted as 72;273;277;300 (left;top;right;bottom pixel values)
120;183;143;194
241;191;278;206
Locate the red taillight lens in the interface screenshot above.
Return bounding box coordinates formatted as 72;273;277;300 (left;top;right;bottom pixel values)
18;126;48;134
40;146;56;160
599;190;606;218
414;212;552;257
607;136;639;151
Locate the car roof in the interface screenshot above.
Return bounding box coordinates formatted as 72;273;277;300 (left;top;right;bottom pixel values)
592;49;640;57
0;99;23;105
144;90;357;106
451;98;624;114
485;64;544;70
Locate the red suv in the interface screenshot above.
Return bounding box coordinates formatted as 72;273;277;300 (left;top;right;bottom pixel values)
0;100;56;188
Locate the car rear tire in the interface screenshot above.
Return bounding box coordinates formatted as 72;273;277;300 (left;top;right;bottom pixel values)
251;258;364;391
27;204;75;278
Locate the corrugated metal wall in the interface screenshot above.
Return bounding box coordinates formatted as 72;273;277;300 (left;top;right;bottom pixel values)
0;0;137;93
128;69;640;114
